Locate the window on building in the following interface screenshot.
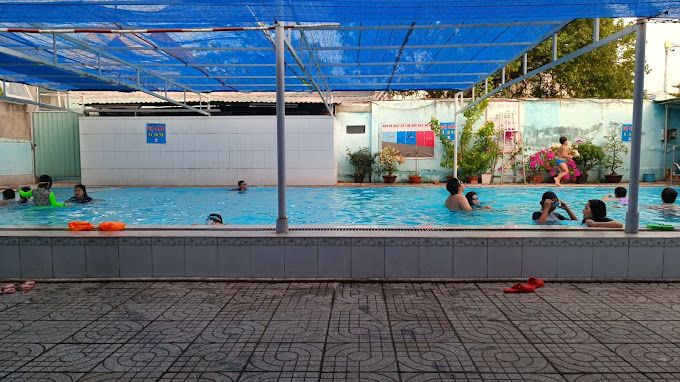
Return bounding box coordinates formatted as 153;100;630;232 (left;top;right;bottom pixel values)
346;125;366;134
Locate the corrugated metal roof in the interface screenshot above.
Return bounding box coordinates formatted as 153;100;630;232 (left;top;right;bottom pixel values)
69;91;382;105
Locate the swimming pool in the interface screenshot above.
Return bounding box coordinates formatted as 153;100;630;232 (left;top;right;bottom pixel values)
0;185;677;227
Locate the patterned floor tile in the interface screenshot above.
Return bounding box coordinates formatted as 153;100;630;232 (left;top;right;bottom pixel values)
101;303;171;321
637;373;680;381
395;341;476;373
0;303;60;321
386;303;449;321
490;299;568;322
129;320;209;343
322;342;397;372
0;321;32;340
216;300;279;321
609;343;680;373
0;343;53;372
18;344;120;373
465;343;556;374
92;343;188;373
129;289;188;304
330;300;389;322
47;303;116;321
332;283;383;303
319;372;400;381
168;342;255;373
76;372;164;381
617;303;680;321
260;319;328;343
391;320;458;343
326;318;391;342
160;303;222;321
533;343;636;374
440;300;507;321
401;373;484;382
477;373;568;381
246;342;323;372
552;303;627;321
576;320;667;343
0;372;83;382
454;320;529;344
239;371;321;381
198;320;266;343
639;320;680;342
2;320;89;343
159;371;239;381
70;321;147;344
564;373;652;381
514;320;597;344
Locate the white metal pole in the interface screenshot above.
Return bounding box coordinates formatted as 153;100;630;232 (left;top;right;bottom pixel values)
552;34;558;61
625;20;646;234
593;18;600;42
453;97;458;179
664;43;670;95
275;21;288;233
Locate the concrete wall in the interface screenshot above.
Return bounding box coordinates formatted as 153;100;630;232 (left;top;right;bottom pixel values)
0;101;33;185
335;99;668;182
79;115;335;186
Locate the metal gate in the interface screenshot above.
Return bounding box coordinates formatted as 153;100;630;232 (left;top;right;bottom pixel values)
32;111;81;179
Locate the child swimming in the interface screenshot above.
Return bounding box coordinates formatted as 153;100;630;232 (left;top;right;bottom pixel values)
18;175;64;207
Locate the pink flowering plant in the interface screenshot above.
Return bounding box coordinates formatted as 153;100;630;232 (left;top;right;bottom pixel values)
527;148;581;180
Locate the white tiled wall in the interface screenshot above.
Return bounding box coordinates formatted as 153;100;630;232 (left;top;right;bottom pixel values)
79;116;336;186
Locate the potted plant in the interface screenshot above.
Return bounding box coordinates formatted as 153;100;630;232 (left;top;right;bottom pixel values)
602;125;629;183
378;146;404;183
346;147;376;183
573;141;604;183
408;147;423;184
475;121;499;184
429;116;455;179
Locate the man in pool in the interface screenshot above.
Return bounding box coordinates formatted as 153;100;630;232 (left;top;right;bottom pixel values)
532;191;577;224
653;187;680;210
232;180;247;192
206;213;223;225
0;188;16;206
444;178;473;211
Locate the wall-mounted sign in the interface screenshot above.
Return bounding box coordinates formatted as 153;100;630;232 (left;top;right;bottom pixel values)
441;122;456;141
621;123;632;142
381;122;435;158
146;123;166;144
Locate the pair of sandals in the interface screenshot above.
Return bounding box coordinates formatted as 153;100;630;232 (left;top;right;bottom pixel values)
1;281;35;294
503;278;544;293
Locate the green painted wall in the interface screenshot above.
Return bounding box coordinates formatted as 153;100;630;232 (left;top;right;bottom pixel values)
33;111;81;178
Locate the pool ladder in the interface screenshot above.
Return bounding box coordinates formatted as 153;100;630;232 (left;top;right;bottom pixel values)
672;163;680;186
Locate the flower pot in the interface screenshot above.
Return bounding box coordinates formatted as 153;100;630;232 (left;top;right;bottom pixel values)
408;175;422;184
466;176;479;184
576;173;589;184
382;175;397;184
353;174;365;183
530;175;544;184
604;174;623;183
481;173;492;185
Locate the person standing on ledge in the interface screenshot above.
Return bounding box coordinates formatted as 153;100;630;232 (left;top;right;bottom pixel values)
553;136;574;187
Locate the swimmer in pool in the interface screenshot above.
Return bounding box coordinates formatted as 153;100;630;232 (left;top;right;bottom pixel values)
0;188;16;206
532;191;577;224
465;191;492;210
603;186;628;206
206;213;224;225
65;184;93;205
444;178;473;211
582;199;623;228
553;136;573;187
232;180;247;192
18;175;64;207
650;187;680;211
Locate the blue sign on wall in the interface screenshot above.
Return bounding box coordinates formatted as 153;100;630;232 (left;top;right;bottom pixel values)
146;123;166;144
621;123;632;142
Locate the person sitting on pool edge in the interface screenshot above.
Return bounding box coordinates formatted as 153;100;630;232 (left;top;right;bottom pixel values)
206;213;223;225
532;191;577;224
603;186;628;206
582;199;623;228
465;191;492;210
444;178;473;211
65;184;93;204
232;180;247;192
18;175;64;207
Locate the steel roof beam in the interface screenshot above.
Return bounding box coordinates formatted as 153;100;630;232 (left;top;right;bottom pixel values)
384;22;416;92
297;28;333;111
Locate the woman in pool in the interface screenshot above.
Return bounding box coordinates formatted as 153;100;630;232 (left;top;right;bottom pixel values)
465;191;492;210
553;136;574;187
582;199;623;228
18;175;64;207
65;184;93;204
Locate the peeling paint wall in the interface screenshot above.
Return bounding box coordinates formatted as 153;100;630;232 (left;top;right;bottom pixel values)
335;98;670;182
0;101;33;185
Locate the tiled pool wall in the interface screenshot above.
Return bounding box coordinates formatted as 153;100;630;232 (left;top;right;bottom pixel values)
1;230;679;280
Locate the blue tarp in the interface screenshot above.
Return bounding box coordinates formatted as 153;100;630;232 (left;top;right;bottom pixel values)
0;1;678;92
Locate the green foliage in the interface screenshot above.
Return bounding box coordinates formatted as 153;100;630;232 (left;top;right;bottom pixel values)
460;121;500;177
377;146;405;175
602;125;629;175
346;147;376;178
573;141;605;174
429;116;455;169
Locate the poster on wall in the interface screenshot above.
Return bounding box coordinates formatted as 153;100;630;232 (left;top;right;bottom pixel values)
381;123;435;157
621;123;632;142
146;123;166;144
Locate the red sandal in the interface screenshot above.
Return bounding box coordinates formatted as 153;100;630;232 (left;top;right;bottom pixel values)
527;278;545;288
1;283;16;294
503;283;536;294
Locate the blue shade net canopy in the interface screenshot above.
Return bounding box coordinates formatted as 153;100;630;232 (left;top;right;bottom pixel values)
0;1;678;93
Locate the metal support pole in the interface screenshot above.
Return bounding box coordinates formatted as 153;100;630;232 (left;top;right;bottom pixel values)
453;97;459;179
625;20;646;234
275;21;288;233
485;78;488;93
664;106;669;180
471;86;475;102
552;34;558;61
593;18;600;42
501;67;506;84
52;33;57;63
523;53;528;75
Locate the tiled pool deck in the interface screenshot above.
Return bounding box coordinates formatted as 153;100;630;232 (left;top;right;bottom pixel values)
1;282;680;381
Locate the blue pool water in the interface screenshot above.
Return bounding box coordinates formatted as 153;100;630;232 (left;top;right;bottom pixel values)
0;186;678;227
